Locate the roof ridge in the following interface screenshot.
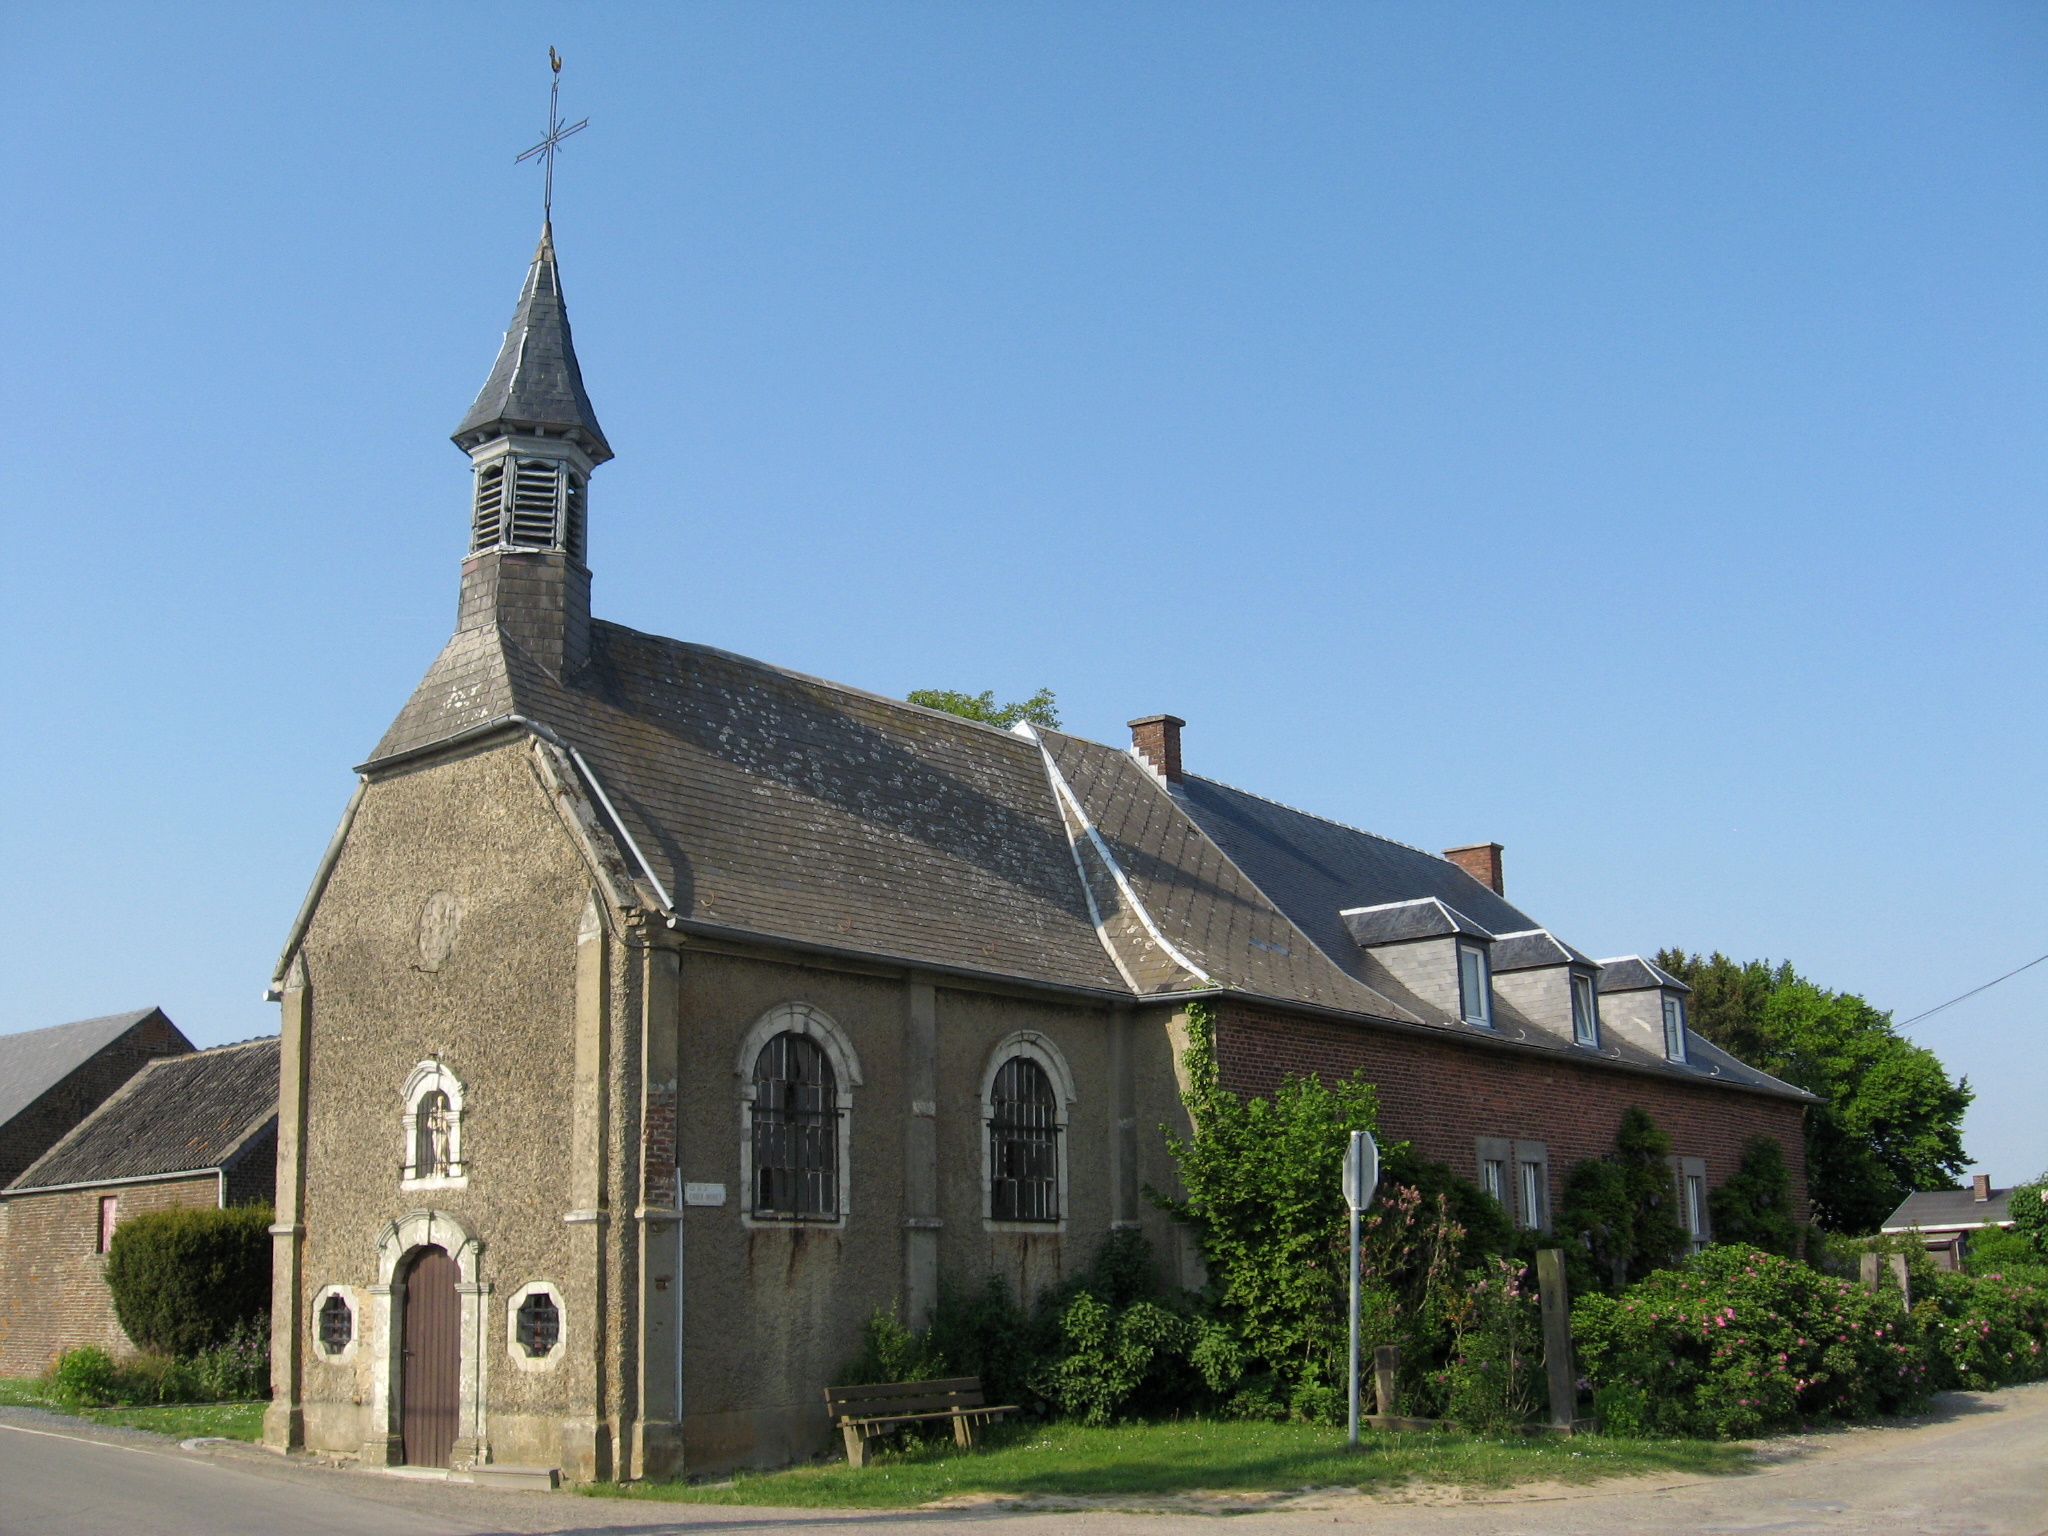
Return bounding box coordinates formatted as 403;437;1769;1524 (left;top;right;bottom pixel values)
1183;774;1444;861
591;621;1065;750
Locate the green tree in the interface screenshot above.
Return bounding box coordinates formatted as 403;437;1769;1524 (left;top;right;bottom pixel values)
1556;1106;1689;1294
906;687;1060;729
1707;1136;1800;1257
1657;950;1972;1233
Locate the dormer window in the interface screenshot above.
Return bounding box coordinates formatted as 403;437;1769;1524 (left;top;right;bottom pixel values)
1571;973;1599;1046
1457;942;1493;1027
1662;995;1688;1062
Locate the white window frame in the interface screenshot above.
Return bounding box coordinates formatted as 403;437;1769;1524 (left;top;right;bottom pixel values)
980;1031;1077;1234
735;1002;862;1231
1513;1139;1549;1231
1677;1155;1710;1250
1457;942;1494;1027
1570;972;1599;1046
399;1059;468;1190
504;1279;568;1373
1662;994;1689;1062
1482;1158;1507;1207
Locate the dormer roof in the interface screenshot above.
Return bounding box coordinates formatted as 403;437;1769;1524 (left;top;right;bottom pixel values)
1595;955;1690;994
1341;897;1494;947
1490;929;1599;973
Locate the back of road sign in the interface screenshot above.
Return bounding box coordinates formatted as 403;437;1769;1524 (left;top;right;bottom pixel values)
1343;1129;1379;1212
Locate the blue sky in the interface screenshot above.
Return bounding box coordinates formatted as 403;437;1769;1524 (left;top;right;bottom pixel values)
3;4;2043;1183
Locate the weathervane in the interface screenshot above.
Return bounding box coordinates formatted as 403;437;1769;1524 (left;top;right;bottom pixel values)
516;47;588;224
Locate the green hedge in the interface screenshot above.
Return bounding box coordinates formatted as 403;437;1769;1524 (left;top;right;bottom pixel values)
104;1204;272;1357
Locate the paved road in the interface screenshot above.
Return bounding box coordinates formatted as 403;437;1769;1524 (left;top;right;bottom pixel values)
3;1382;2045;1536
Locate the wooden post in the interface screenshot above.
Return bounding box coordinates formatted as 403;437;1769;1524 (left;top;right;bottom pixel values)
1536;1249;1576;1431
1373;1345;1400;1417
1860;1252;1881;1292
1888;1252;1912;1308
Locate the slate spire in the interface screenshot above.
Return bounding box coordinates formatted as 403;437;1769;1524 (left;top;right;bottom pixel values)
452;222;612;463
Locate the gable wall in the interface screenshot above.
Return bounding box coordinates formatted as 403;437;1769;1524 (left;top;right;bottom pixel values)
291;740;622;1468
0;1016;191;1188
1212;1002;1810;1228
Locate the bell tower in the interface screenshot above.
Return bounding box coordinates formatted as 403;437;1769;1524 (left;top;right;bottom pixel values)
450;222;612;676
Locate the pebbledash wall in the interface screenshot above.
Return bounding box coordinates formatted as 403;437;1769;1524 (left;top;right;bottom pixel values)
0;1175;220;1374
1212;1002;1810;1228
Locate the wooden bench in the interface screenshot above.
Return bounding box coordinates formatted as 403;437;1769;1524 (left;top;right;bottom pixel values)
823;1377;1016;1468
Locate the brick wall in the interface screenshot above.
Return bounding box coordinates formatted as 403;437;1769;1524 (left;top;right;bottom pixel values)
0;1016;191;1188
0;1176;220;1375
1212;1002;1810;1226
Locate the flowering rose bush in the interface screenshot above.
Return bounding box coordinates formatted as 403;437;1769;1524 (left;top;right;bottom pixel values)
1912;1267;2048;1391
1572;1244;1929;1438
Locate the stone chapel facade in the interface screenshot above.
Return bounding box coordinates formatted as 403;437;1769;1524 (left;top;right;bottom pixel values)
264;223;1815;1481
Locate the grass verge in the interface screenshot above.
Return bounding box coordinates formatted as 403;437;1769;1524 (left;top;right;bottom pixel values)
0;1377;265;1442
584;1417;1749;1509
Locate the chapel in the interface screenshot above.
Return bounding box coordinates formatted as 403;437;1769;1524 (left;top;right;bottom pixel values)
264;220;1814;1481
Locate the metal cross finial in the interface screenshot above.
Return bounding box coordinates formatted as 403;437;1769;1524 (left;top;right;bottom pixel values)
515;46;588;224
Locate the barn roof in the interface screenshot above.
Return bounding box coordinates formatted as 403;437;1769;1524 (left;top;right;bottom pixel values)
0;1009;182;1130
8;1038;278;1192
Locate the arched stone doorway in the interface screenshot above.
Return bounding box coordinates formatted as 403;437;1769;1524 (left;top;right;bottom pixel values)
401;1246;460;1466
363;1210;488;1469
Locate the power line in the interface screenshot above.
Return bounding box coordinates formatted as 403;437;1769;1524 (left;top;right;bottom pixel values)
1895;950;2048;1029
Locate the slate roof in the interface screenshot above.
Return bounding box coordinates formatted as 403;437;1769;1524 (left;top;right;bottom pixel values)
1490;929;1600;973
0;1009;180;1129
352;614;1813;1101
1881;1186;2021;1233
1596;956;1691;994
1342;899;1494;947
452;223;611;464
9;1038;278;1191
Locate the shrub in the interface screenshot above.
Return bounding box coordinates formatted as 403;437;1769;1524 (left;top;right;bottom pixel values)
1439;1258;1544;1431
1964;1226;2047;1280
1707;1137;1800;1258
50;1346;119;1404
1573;1244;1930;1438
104;1204;272;1357
2007;1173;2048;1255
1911;1268;2048;1391
1556;1107;1690;1295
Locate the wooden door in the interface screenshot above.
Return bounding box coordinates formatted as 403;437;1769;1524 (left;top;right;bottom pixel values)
401;1246;460;1467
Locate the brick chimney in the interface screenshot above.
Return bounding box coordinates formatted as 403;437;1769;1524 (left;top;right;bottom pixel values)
1974;1174;1992;1202
1129;715;1185;784
1443;842;1504;895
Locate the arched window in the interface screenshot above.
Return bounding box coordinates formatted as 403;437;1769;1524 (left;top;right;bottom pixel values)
989;1057;1061;1222
750;1032;838;1220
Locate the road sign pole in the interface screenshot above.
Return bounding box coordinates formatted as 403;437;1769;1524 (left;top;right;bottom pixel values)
1342;1129;1378;1448
1347;1198;1361;1444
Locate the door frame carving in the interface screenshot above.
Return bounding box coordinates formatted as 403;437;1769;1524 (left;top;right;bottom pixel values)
362;1210;490;1468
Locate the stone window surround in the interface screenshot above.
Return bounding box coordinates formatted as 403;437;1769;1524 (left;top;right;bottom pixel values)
1476;1136;1549;1232
362;1209;490;1470
503;1279;568;1373
311;1283;361;1364
399;1059;468;1190
735;1002;863;1231
980;1031;1077;1235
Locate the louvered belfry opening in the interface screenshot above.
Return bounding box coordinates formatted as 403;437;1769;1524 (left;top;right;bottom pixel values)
990;1056;1060;1222
469;455;587;558
751;1032;838;1219
470;461;505;550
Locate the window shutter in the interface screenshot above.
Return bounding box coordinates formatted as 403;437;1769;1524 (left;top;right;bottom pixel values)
509;460;562;547
470;461;506;550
